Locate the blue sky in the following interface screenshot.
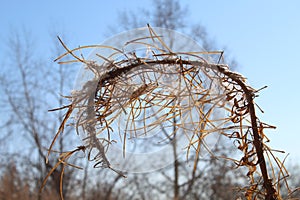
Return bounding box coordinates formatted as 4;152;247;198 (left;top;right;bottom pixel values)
1;0;299;164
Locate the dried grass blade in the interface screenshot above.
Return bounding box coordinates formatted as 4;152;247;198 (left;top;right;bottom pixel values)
147;24;172;53
54;44;123;62
40;160;62;193
46;104;73;162
60;166;65;200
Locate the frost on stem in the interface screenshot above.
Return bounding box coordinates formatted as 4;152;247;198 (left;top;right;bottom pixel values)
45;26;290;200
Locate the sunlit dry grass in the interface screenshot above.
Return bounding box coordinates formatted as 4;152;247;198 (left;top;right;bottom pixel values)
42;25;293;200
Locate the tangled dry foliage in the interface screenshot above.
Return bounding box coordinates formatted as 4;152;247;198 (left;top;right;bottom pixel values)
42;25;295;200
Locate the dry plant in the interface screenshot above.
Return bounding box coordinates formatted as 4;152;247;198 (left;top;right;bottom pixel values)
42;25;292;200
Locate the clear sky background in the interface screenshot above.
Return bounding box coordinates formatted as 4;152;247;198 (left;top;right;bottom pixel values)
1;0;299;164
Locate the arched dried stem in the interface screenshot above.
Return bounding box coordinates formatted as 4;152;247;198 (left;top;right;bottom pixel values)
44;26;289;200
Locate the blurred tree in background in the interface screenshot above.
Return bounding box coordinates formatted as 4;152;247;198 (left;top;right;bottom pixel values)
0;29;80;199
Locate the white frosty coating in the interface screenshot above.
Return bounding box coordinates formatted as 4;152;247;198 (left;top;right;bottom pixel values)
72;27;228;173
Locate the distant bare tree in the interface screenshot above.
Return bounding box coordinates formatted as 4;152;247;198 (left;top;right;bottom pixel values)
0;29;80;199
